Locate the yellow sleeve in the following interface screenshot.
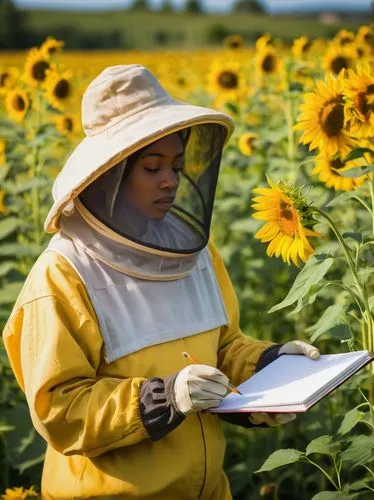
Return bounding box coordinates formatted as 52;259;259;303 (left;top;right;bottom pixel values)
2;251;148;458
208;241;275;387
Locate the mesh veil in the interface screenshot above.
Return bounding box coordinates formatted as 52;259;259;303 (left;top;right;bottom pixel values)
78;123;226;254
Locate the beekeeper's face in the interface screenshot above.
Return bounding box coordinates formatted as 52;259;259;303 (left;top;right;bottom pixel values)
123;133;185;220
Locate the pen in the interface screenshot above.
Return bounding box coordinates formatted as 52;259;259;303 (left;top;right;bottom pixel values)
182;351;243;395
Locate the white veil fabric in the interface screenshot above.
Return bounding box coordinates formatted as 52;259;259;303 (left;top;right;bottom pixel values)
58;123;227;280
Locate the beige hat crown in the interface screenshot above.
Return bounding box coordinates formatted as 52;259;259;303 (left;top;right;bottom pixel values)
82;65;171;136
44;64;235;234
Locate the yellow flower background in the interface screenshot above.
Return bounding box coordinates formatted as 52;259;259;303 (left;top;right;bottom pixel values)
0;26;374;497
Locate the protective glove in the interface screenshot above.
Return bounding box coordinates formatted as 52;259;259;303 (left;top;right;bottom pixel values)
173;364;229;416
279;340;320;360
248;412;297;427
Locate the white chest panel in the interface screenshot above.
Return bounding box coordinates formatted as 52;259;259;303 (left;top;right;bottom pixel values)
46;233;228;363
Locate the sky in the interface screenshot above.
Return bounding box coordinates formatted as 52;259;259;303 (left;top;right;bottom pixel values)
12;0;374;14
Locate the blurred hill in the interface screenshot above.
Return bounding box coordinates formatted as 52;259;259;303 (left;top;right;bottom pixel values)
0;0;368;50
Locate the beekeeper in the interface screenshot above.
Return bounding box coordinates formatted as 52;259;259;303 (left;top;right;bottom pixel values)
3;65;320;499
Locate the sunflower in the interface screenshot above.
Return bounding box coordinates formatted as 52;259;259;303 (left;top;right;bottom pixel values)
207;61;246;102
23;47;51;87
293;71;355;156
356;25;373;49
252;177;318;266
1;71;13;96
0;138;6;165
43;68;73;111
322;44;356;75
344;65;374;139
5;88;30;122
40;36;64;57
55;114;80;137
312;152;367;191
2;486;38;499
223;34;245;50
255;46;283;78
291;36;313;59
334;29;355;47
0;191;6;213
255;34;272;51
238;132;257;156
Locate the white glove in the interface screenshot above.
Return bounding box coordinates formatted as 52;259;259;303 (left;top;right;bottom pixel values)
248;412;297;427
279;340;320;360
173;364;229;416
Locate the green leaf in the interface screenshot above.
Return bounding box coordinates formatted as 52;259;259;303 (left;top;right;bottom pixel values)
15;428;37;455
255;448;304;473
342;232;363;244
335;165;374;178
0;422;16;432
0;217;20;239
326;191;356;208
0;243;41;257
268;256;334;313
17;452;45;474
306;435;340;457
343;147;374;162
224;101;239;116
306;304;349;343
348;479;373;492
0;164;10;182
0;282;24;304
231;219;259;233
312;492;358;500
0;261;17;277
341;435;374;465
5;177;50;195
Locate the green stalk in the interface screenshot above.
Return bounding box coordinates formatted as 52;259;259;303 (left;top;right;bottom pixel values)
312;207;363;301
31;146;41;247
305;457;339;490
370;175;374;238
312;206;374;399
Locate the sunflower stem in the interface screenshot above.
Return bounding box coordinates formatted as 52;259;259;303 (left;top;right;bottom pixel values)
312;206;373;360
369;175;374;238
304;457;339;490
313;207;362;298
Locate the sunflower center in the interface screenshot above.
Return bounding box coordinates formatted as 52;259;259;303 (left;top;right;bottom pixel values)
320;98;344;137
340;37;353;46
32;60;50;82
13;95;25;112
0;72;9;87
330;56;350;74
176;77;186;87
279;201;298;236
48;46;57;55
63;118;73;131
54;79;70;99
302;41;311;53
217;71;239;89
261;54;276;73
330;157;344;170
230;41;241;49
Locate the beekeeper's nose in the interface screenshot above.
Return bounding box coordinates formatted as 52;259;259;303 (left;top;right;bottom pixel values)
160;167;180;190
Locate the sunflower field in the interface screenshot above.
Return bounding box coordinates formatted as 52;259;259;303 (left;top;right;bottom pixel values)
0;27;373;499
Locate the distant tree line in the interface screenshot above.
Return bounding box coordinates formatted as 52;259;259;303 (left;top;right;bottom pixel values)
0;0;357;50
0;0;267;50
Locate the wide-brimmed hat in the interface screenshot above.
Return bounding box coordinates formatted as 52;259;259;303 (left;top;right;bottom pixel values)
44;64;235;233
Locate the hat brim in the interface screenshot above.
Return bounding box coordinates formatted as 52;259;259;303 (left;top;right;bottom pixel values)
45;100;234;233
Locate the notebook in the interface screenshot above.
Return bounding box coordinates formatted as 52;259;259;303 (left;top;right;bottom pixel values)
208;350;373;413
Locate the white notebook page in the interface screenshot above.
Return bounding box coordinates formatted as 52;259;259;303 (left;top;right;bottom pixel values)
213;350;370;412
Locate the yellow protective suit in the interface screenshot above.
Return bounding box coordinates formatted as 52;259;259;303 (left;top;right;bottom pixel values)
3;241;274;499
